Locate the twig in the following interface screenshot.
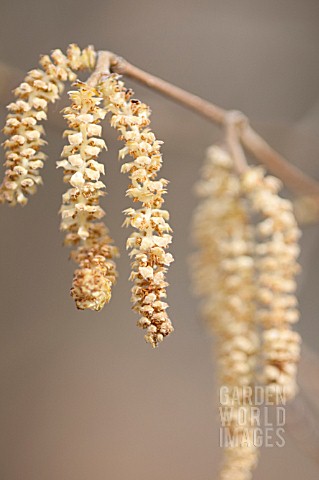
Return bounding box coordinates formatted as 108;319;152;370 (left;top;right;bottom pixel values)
88;51;319;198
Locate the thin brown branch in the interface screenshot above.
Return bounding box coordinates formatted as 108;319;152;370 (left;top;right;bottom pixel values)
111;54;226;124
241;127;319;195
91;51;319;198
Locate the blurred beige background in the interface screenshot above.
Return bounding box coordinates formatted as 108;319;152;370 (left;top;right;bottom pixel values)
0;1;319;479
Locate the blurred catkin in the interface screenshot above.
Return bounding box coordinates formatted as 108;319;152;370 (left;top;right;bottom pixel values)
192;145;302;479
241;167;301;401
192;146;259;480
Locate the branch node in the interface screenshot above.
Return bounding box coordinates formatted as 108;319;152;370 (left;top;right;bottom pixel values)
226;110;249;131
86;50;113;87
110;55;127;75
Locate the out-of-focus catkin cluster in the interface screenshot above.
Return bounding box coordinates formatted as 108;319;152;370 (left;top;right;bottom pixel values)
192;144;301;480
99;74;174;347
0;44;96;206
192;146;259;480
241;167;301;401
58;81;118;311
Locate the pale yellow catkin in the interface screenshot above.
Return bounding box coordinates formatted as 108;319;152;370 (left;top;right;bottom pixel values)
99;74;174;347
0;44;95;206
192;144;302;480
58;81;118;311
192;146;259;480
241;167;301;402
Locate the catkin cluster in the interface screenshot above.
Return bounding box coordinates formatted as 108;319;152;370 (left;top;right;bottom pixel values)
192;146;259;480
58;81;118;311
0;47;174;346
99;74;174;347
241;168;301;401
0;44;95;206
192;145;301;480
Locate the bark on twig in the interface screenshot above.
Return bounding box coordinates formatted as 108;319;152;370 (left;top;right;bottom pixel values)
105;52;319;198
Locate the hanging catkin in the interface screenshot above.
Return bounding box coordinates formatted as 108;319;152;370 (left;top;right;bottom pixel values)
0;45;95;206
99;75;174;347
241;167;301;402
192;145;259;480
58;81;118;311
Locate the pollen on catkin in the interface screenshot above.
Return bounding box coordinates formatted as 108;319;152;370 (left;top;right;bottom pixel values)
192;146;259;480
0;44;96;206
58;81;118;311
99;74;174;347
241;167;301;402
